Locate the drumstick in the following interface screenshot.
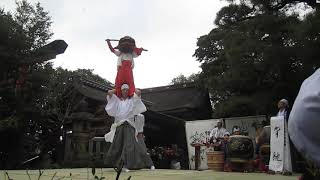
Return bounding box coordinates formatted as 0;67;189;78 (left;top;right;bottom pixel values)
105;39;119;41
113;47;148;51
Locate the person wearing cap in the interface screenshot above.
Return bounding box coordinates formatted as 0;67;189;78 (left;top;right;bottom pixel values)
106;37;146;98
209;119;229;149
232;126;241;135
289;69;320;180
277;99;290;121
104;83;152;171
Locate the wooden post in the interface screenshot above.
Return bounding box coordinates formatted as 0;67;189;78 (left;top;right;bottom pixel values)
195;145;201;170
191;143;204;170
96;141;101;154
89;139;93;154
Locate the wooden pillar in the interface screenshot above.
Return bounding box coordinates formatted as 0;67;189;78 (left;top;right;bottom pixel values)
96;141;101;154
195;146;201;170
64;135;72;161
89;139;93;155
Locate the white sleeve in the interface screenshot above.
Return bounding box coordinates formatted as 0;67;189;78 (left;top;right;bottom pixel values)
223;128;228;134
117;58;122;67
209;129;215;138
132;93;147;115
105;94;119;117
289;68;320;167
113;50;121;56
133;51;139;58
135;114;145;133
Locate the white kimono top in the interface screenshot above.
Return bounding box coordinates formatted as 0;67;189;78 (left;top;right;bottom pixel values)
104;93;146;142
113;50;140;68
209;127;228;141
134;114;145;133
277;110;285;117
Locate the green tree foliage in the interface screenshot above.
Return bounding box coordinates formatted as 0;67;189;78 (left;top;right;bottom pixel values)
0;1;55;168
0;1;110;168
170;73;200;85
14;0;53;51
225;0;320;9
194;0;320;118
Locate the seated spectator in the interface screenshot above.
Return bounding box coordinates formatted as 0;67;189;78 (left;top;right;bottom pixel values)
220;132;231;172
209;119;229;151
232;126;241;135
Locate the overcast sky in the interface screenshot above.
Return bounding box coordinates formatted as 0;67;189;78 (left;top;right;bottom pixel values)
1;0;228;88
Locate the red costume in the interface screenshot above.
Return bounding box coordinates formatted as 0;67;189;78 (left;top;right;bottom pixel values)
107;36;144;97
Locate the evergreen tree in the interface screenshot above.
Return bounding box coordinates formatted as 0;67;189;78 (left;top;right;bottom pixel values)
194;0;320;117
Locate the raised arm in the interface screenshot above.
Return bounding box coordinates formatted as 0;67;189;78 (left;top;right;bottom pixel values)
133;47;148;57
106;39;121;56
106;39;115;52
107;89;116;98
135;88;141;97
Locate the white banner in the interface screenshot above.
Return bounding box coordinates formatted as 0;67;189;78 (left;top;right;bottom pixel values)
269;116;285;172
269;116;292;172
185;119;219;170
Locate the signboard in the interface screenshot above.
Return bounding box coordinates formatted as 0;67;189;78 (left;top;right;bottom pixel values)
269;116;292;172
185;119;219;170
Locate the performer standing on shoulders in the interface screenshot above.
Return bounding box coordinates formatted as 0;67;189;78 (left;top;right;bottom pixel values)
106;36;147;98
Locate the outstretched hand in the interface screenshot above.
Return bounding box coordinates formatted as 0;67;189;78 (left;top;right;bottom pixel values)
135;89;141;96
107;89;116;97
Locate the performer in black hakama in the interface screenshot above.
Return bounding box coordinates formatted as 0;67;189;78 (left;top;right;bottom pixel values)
104;84;154;172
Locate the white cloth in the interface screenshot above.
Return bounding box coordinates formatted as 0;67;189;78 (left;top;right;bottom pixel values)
113;50;139;68
209;127;228;140
277;110;285;117
121;84;129;90
269;116;285;172
134;114;145;133
104;93;147;142
289;68;320;167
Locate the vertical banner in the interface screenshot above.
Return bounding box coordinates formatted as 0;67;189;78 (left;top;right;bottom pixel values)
185;119;219;170
269;116;285;172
